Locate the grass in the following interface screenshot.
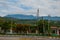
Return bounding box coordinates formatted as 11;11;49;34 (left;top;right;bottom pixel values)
0;33;60;37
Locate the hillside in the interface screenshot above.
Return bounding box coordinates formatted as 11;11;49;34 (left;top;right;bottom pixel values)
0;17;36;25
5;14;36;19
5;14;60;21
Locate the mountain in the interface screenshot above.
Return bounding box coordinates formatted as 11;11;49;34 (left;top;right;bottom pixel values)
5;14;60;21
5;14;36;19
42;16;60;21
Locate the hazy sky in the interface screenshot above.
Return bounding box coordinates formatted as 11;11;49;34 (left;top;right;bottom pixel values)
0;0;60;17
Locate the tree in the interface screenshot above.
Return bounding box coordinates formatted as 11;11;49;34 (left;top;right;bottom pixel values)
37;20;51;35
1;21;11;33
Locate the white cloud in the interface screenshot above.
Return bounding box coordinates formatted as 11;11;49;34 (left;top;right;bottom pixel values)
0;0;60;16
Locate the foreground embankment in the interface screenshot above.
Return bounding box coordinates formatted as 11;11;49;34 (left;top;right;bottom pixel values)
0;35;60;40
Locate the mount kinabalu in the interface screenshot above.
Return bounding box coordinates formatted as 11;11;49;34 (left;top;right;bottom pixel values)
5;14;60;20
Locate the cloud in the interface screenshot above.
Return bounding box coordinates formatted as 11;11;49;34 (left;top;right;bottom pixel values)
0;0;60;16
19;4;32;10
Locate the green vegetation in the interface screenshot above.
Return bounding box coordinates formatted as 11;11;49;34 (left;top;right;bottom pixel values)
0;17;60;36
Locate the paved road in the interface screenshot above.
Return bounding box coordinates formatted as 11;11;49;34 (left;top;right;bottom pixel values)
0;35;60;40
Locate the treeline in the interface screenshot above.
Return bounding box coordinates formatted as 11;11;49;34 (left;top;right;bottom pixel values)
0;17;60;34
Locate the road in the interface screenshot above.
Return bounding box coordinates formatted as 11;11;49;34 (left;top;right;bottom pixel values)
0;35;60;40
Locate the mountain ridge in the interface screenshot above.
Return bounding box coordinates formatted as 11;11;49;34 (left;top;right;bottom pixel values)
4;14;60;20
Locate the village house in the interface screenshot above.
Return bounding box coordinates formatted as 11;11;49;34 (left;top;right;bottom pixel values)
51;26;60;35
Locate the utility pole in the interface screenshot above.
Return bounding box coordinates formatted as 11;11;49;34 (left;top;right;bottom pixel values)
10;18;13;34
36;9;39;34
36;9;39;20
48;15;51;36
42;17;45;35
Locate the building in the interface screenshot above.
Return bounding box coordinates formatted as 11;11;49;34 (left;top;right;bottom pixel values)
51;26;60;35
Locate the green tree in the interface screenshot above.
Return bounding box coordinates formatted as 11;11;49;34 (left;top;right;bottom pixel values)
37;20;51;35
